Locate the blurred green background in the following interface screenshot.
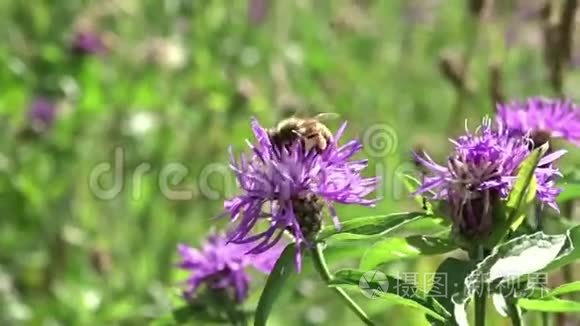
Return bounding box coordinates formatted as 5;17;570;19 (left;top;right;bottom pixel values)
0;0;579;325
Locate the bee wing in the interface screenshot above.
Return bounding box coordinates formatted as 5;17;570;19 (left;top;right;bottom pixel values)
313;112;339;121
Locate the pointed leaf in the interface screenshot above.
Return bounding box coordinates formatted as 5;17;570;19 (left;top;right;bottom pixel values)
329;269;450;322
402;174;433;213
546;281;580;298
480;232;564;283
485;233;566;281
455;232;567;317
505;144;546;231
254;244;296;326
318;212;448;242
360;236;456;270
518;298;580;312
543;225;580;271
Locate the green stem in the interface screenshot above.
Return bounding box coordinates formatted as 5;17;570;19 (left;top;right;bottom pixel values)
541;310;551;326
470;246;486;326
562;200;575;287
506;298;523;326
535;201;554;326
311;243;375;326
474;281;487;326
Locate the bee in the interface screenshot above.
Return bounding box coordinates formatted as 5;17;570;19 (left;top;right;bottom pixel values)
268;113;339;152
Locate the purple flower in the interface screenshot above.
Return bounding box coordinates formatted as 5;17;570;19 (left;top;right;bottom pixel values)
71;30;107;56
496;97;580;146
248;0;268;24
225;118;378;271
177;233;282;303
28;97;57;130
415;118;565;238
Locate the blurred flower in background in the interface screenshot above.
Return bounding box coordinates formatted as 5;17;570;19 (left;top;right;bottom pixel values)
71;30;108;56
415;118;565;239
496;97;580;147
248;0;268;24
177;233;282;303
27;97;58;132
225;119;378;272
142;38;186;70
126;111;158;137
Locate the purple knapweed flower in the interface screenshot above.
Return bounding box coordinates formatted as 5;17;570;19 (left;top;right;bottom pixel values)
225;118;378;271
28;97;57;131
496;97;580;147
177;233;283;303
71;30;107;56
415;118;566;238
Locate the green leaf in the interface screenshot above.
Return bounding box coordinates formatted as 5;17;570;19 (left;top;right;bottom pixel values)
546;281;580;298
158;291;253;325
557;182;580;203
254;244;296;326
505;143;546;232
427;258;476;326
317;212;448;242
401;174;433;213
324;242;371;265
359;236;457;270
518;298;580;312
543;225;580;272
166;304;227;324
401;173;421;193
454;232;567;319
330;269;450;322
471;232;566;288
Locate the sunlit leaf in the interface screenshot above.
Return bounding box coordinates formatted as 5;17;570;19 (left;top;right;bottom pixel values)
505;143;546;232
359;236;456;270
546;281;580;298
453;232;567;324
482;232;565;282
543;225;580;272
518;298;580;312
